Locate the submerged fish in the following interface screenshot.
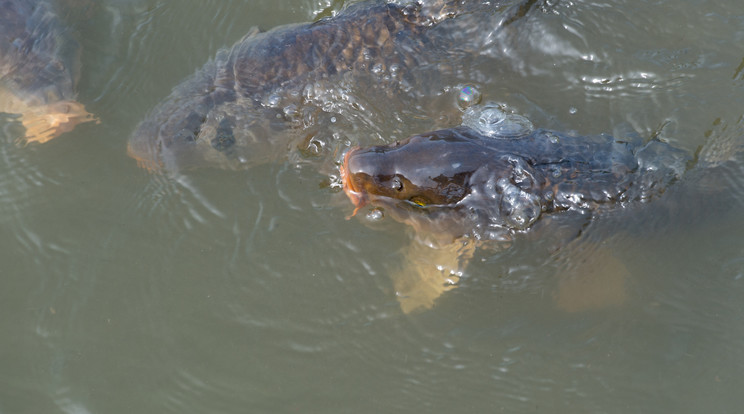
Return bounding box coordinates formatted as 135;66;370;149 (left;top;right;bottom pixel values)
0;0;96;144
340;119;693;312
127;0;524;171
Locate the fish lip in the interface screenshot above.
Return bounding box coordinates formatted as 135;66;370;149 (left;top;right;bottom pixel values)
340;147;366;217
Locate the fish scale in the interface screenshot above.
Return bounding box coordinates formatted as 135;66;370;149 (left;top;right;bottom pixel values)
128;0;525;171
341;125;691;239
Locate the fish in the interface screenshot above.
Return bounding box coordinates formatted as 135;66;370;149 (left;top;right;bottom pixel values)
0;0;97;144
127;0;527;171
340;119;693;312
341;124;691;241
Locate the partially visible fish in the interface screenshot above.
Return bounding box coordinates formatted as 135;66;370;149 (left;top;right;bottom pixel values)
0;0;97;144
127;0;525;172
341;124;691;243
339;121;693;312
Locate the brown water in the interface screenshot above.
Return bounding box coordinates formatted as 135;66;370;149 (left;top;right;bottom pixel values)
2;0;744;412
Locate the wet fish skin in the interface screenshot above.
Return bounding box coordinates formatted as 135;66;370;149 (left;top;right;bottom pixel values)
0;0;78;104
0;0;96;143
341;125;691;241
127;0;517;172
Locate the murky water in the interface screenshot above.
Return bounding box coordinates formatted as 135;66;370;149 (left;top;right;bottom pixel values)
2;0;744;412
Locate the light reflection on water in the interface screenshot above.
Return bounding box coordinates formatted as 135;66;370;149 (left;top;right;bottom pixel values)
1;0;744;413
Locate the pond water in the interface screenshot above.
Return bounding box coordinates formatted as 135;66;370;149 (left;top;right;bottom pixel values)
2;0;744;412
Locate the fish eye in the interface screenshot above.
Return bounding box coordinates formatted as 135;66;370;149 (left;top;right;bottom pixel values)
391;176;403;191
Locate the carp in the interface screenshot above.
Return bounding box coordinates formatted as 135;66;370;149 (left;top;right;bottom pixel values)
340;107;693;312
127;0;523;171
0;0;96;144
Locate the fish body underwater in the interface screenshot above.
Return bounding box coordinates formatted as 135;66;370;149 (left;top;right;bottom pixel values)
127;0;517;171
0;0;96;143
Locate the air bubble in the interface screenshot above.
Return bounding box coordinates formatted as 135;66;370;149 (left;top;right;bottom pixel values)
366;208;384;222
457;85;482;109
391;176;403;191
544;131;561;144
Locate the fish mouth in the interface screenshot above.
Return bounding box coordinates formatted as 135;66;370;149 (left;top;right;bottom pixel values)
340;147;366;218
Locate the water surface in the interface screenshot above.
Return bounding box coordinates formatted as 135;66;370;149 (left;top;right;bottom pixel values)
2;0;744;412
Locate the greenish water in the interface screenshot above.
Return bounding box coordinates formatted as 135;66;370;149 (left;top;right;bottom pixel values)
2;0;744;413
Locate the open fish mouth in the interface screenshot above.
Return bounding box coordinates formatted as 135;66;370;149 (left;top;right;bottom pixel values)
340;147;366;217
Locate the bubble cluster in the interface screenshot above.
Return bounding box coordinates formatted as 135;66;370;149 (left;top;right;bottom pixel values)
498;179;542;230
462;104;534;138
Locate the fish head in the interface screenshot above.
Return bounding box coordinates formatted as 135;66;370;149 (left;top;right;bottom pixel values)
341;127;549;238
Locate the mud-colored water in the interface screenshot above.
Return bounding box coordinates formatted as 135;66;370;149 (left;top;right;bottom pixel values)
2;0;744;412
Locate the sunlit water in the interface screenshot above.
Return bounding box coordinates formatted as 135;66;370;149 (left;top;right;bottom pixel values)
2;0;744;413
